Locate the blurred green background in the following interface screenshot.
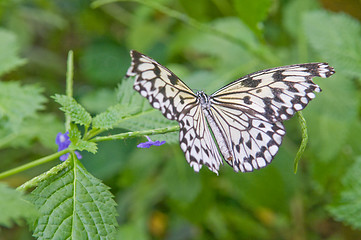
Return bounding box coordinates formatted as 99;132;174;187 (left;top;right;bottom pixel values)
1;0;361;239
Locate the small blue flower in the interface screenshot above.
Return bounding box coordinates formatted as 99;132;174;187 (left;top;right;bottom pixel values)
137;136;166;148
56;131;82;161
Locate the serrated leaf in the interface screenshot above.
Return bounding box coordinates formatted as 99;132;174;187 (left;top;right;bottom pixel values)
0;113;63;150
69;124;97;154
328;157;361;229
0;28;26;75
0;81;46;131
73;139;97;154
53;94;92;127
303;11;361;78
30;157;118;239
0;183;37;227
92;104;132;130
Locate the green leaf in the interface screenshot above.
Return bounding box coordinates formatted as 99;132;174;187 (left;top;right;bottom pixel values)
53;94;92;127
282;0;319;38
303;10;361;78
92;104;132;130
0;113;63;150
190;17;259;72
0;28;26;75
69;125;97;154
0;183;37;227
0;81;46;131
328;157;361;229
303;73;359;161
30;157;118;239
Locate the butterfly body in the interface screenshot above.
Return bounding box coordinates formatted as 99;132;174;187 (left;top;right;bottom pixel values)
197;91;233;163
127;50;335;175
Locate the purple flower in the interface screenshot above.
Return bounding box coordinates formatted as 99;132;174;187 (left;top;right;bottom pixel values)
137;136;166;148
56;131;82;161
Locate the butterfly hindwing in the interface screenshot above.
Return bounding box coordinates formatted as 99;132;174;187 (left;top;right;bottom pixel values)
179;105;223;174
127;50;196;121
210;104;285;172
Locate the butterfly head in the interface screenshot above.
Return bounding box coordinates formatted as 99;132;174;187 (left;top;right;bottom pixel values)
196;91;211;110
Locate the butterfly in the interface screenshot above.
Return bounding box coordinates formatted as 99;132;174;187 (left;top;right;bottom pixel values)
126;50;335;175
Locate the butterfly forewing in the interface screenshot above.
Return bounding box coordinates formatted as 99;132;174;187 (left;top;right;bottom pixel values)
127;50;222;173
211;63;335;123
128;50;335;174
127;50;197;121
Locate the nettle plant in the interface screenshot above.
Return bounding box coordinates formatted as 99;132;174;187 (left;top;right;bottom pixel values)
0;50;178;239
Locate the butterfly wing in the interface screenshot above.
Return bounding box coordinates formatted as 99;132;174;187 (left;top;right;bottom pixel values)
209;104;285;172
209;63;335;171
127;50;222;173
179;105;223;174
211;63;335;123
127;50;197;121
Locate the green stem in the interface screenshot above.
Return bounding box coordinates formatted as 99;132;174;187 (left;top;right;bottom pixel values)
16;159;71;192
91;125;179;142
294;112;308;173
0;149;69;180
65;50;74;132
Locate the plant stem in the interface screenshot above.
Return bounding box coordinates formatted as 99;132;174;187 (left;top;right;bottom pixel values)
65;50;74;132
0;149;69;180
90;125;179;142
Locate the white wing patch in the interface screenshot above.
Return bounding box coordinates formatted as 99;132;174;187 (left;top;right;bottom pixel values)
128;50;335;174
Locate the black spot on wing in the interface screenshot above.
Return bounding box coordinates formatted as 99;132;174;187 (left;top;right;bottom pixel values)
169;73;179;85
241;77;261;87
243;96;252;105
272;70;286;81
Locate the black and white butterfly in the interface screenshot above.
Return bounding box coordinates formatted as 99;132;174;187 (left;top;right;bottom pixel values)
126;50;335;175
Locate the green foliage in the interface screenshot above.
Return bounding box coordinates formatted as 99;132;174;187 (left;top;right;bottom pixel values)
302;10;361;161
0;28;26;75
53;94;92;128
29;156;118;239
233;0;272;34
92;104;131;130
303;11;361;78
0;183;37;227
329;157;361;229
0;82;46;131
69;125;97;154
80;41;128;85
1;0;361;239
